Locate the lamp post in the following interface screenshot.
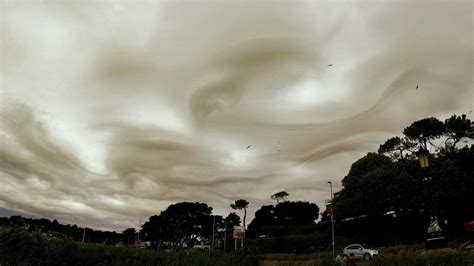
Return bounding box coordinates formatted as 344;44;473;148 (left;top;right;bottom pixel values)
328;181;335;259
417;148;446;249
82;227;86;243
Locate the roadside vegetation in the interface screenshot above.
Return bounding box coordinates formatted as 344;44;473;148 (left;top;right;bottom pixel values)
0;227;260;266
1;227;473;265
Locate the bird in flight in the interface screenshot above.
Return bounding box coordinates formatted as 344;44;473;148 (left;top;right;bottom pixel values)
416;85;419;89
276;149;281;152
328;64;333;67
246;145;251;149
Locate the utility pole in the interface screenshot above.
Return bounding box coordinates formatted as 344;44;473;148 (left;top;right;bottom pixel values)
137;218;141;246
211;215;215;250
223;220;227;251
82;227;86;243
328;181;335;260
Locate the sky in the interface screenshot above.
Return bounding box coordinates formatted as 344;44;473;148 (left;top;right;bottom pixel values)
0;0;473;231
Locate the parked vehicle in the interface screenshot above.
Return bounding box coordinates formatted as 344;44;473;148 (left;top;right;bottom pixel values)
342;244;380;261
192;241;210;250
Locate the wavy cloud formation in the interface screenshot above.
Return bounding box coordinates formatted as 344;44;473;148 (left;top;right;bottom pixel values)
1;1;472;230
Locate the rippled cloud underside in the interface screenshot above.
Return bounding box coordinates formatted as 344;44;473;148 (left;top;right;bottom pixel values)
1;0;472;230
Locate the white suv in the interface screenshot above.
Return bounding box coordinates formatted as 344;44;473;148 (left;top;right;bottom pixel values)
342;244;380;261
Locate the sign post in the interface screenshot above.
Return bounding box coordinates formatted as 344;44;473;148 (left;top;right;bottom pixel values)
233;226;245;250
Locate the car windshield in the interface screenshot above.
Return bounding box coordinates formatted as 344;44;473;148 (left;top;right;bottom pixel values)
346;245;359;250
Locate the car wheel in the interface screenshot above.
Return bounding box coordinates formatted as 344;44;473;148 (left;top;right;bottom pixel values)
364;253;371;261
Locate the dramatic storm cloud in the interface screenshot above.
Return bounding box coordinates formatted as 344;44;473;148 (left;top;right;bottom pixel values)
1;0;472;230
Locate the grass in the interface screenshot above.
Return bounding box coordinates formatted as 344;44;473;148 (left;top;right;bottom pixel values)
0;227;260;265
1;227;473;266
369;248;474;266
260;252;334;266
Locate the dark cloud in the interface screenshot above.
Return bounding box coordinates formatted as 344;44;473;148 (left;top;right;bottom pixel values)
1;0;472;230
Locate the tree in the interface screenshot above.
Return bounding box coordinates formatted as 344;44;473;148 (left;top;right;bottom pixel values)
211;215;224;247
378;136;416;160
142;202;213;248
428;146;474;234
443;114;473;152
122;228;136;245
403;117;445;150
248;205;275;232
271;191;289;203
248;202;319;234
274;201;319;225
225;212;241;228
334;114;473;241
163;202;212;247
141;215;165;247
335;153;398;220
319;210;329;224
231;199;249;229
222;213;241;250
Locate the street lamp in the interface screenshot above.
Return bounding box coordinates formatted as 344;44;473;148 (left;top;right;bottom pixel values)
416;147;446;249
417;148;429;168
327;181;335;259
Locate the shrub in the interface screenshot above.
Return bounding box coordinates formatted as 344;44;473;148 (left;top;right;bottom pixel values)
0;227;261;265
370;249;474;266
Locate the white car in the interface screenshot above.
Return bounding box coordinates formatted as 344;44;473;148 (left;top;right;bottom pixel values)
342;244;380;261
192;241;210;250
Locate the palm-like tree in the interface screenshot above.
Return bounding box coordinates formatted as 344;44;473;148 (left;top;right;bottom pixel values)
231;199;249;229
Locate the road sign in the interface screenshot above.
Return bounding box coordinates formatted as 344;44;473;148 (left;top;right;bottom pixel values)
233;226;245;239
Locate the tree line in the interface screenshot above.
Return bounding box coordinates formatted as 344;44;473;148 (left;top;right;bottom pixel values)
0;216;122;244
136;198;319;249
334;114;474;237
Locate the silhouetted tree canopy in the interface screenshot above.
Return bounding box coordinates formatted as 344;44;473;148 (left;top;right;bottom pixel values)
0;216;121;245
335;153;398;220
231;199;249;229
443;114;473;152
248;201;319;234
335;114;474;236
122;228;136;245
378;136;416;160
403;117;445;149
248;205;275;232
271;191;289;203
141;202;213;247
274;201;319;225
225;212;241;228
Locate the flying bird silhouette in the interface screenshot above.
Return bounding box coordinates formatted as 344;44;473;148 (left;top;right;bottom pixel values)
328;64;333;67
246;145;251;149
276;149;281;152
416;85;419;89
